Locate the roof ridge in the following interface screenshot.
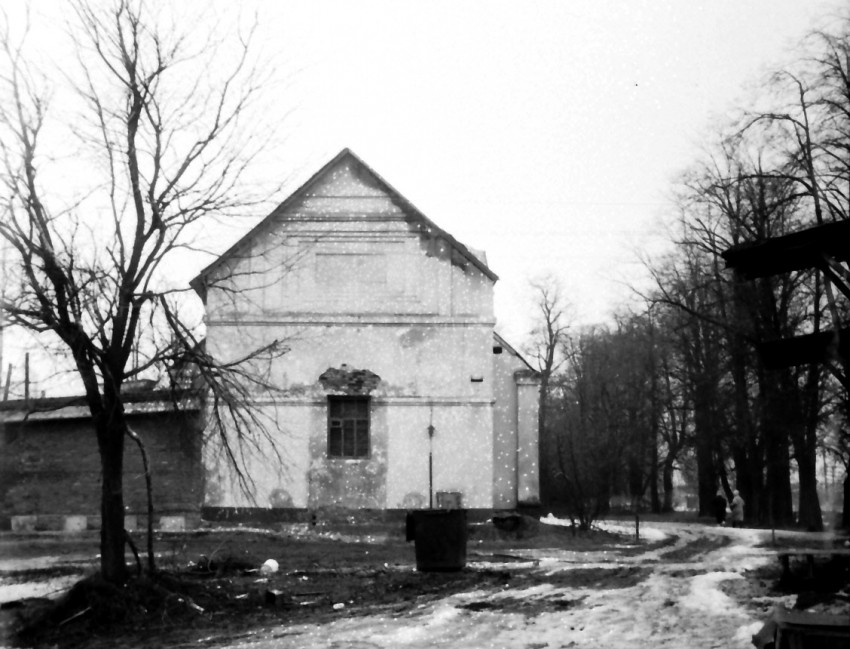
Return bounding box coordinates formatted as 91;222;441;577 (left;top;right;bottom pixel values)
190;149;497;297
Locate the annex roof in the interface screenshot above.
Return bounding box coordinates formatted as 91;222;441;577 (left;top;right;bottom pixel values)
0;389;201;423
493;331;539;374
190;148;498;296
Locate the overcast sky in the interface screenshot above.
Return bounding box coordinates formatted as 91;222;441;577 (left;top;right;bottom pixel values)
2;0;847;392
244;0;845;340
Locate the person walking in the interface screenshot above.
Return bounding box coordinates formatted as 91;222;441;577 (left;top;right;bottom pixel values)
730;490;745;527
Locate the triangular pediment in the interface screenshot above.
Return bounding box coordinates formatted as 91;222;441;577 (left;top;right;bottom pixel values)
303;155;388;198
190;149;497;297
278;152;409;220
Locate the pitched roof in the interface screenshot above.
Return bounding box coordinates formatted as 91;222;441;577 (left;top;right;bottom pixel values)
493;331;538;373
190;148;497;296
0;389;201;423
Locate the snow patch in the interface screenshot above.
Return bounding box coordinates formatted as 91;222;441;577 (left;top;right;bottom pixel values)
369;603;462;644
597;520;669;542
734;621;766;645
540;513;670;542
681;571;747;617
540;513;570;527
0;575;77;604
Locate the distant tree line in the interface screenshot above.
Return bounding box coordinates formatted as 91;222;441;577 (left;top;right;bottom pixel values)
533;13;850;531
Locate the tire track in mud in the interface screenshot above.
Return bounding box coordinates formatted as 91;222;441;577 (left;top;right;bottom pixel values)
502;527;765;648
240;527;776;649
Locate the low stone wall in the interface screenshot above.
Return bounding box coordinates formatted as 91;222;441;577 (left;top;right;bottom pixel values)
7;513;202;533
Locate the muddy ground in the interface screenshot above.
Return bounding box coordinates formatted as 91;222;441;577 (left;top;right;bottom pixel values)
1;518;847;648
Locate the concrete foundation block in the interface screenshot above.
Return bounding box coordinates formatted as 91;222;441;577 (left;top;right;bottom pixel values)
11;515;38;532
63;515;87;533
124;515;138;532
159;516;185;532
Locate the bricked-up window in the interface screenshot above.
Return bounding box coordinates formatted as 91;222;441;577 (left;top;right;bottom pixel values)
328;396;370;458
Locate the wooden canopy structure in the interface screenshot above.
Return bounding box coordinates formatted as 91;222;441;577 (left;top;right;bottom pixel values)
755;328;850;370
721;220;850;371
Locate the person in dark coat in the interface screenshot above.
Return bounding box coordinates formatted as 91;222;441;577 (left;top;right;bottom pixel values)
712;489;728;525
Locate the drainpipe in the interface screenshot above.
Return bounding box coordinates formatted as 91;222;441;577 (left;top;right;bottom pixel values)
428;422;435;509
513;402;520;510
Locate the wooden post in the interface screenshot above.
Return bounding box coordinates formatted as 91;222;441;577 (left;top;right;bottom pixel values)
2;364;11;401
24;353;29;404
633;496;640;542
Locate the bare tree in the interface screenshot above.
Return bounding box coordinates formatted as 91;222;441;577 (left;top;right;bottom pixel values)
525;274;572;504
727;17;850;528
739;15;850;387
0;1;288;583
550;325;638;528
551;328;611;529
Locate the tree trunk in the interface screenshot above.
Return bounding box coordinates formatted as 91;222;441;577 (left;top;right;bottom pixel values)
727;281;759;515
693;382;717;517
762;373;795;527
796;450;823;531
765;438;794;526
790;373;824;531
127;427;156;573
649;443;661;513
628;454;643;505
96;404;128;584
661;453;675;512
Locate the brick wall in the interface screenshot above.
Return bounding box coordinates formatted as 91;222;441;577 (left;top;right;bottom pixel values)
0;409;203;527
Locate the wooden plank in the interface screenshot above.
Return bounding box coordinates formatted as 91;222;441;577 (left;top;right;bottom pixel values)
776;549;850;558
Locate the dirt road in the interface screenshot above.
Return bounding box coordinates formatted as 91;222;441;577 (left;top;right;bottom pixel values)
225;522;795;649
1;519;846;648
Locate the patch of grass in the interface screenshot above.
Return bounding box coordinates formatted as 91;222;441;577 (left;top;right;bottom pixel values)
663;535;731;562
617;533;679;557
539;565;650;590
457;593;587;615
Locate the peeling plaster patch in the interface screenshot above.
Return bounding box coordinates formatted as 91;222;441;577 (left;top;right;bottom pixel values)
308;453;387;509
307;425;388;510
269;488;293;508
377;382;416;397
411;226;475;274
281;382;315;397
401;492;427;509
318;365;381;395
398;327;435;348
